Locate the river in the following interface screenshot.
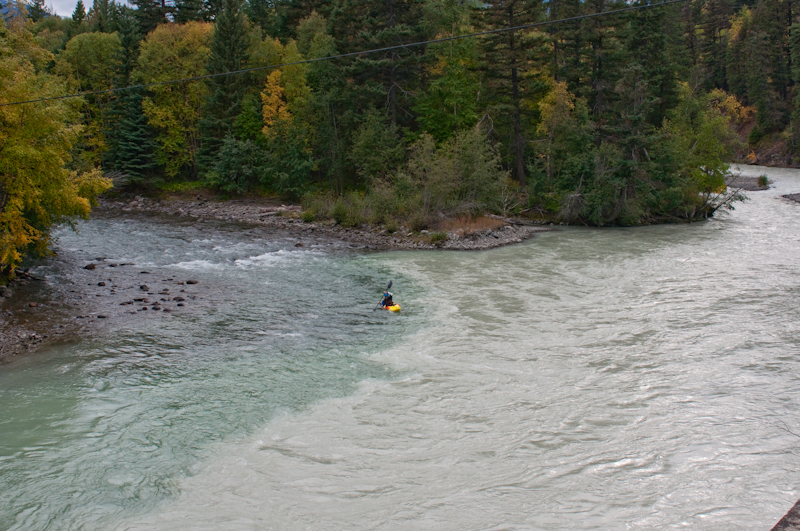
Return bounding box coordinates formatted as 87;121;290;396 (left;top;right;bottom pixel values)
1;165;799;530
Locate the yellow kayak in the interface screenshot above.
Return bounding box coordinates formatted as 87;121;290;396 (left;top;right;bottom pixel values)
385;304;401;312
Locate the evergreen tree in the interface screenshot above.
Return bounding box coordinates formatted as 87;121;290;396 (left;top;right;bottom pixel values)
111;90;160;185
622;3;681;127
204;0;223;20
130;0;168;34
89;0;110;32
331;0;426;127
480;0;548;187
275;0;327;40
27;0;50;22
72;0;86;23
174;0;205;23
699;0;733;90
196;0;250;173
104;8;159;182
789;23;800;154
725;7;751;101
245;0;276;36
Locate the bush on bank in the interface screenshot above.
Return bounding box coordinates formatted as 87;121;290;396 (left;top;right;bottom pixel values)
301;126;511;230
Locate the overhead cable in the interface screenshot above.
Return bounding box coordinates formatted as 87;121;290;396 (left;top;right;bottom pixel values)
0;0;687;108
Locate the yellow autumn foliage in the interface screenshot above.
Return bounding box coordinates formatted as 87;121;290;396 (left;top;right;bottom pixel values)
0;19;110;278
132;22;212;178
260;40;311;137
261;69;291;135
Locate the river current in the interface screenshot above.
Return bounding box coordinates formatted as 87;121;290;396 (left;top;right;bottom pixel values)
2;165;800;530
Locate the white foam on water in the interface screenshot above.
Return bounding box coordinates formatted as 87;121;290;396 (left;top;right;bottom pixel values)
234;249;322;269
169;259;226;271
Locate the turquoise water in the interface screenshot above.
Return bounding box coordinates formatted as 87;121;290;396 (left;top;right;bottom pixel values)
1;219;421;530
3;166;800;530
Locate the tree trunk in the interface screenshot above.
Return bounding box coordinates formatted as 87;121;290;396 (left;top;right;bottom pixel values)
508;5;526;187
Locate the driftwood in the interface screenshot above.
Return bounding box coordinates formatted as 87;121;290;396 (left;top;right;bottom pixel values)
15;269;42;281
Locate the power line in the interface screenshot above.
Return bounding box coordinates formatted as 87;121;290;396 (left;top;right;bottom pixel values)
0;0;687;108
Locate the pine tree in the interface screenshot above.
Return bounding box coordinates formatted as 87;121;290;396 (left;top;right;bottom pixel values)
112;90;160;185
27;0;50;22
72;0;86;23
622;3;681;127
480;0;548;187
130;0;168;34
790;23;800;154
104;9;159;183
245;0;276;36
196;0;250;173
275;0;326;40
331;0;426;127
174;0;205;23
89;0;110;32
699;0;733;90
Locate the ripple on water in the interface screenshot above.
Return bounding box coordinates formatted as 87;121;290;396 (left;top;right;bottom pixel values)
3;166;800;530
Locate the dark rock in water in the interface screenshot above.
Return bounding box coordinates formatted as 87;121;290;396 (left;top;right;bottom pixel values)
29;302;37;307
98;282;106;287
173;296;185;302
140;285;149;291
97;315;107;319
141;307;148;311
772;498;800;531
186;280;198;285
177;303;184;307
163;308;172;312
108;264;117;267
133;298;144;302
783;193;800;203
84;264;97;270
140;271;150;274
295;243;304;247
94;257;106;261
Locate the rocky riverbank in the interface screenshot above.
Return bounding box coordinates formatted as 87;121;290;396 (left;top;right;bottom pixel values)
99;195;551;251
0;197;550;363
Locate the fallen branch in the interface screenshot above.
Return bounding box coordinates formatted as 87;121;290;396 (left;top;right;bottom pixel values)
15;270;42;281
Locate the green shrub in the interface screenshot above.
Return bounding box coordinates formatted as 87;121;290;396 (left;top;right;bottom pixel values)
748;126;765;145
301;191;335;219
409;211;429;232
430;231;448;243
157;180;206;193
757;175;768;187
207;137;266;195
385;218;399;233
301;210;315;222
366;183;397;225
331;198;349;225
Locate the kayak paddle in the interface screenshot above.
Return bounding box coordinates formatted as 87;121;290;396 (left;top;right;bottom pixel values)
373;280;392;311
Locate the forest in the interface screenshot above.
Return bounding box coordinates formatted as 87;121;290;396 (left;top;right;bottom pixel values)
0;0;795;271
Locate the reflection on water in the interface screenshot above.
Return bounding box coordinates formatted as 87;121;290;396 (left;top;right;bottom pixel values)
2;165;800;530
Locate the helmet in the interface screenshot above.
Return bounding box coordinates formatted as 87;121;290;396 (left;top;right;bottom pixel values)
385;291;393;297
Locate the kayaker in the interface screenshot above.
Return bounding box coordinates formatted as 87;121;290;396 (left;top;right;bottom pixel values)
381;291;394;308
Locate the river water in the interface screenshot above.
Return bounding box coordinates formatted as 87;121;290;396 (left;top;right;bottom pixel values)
2;165;800;530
